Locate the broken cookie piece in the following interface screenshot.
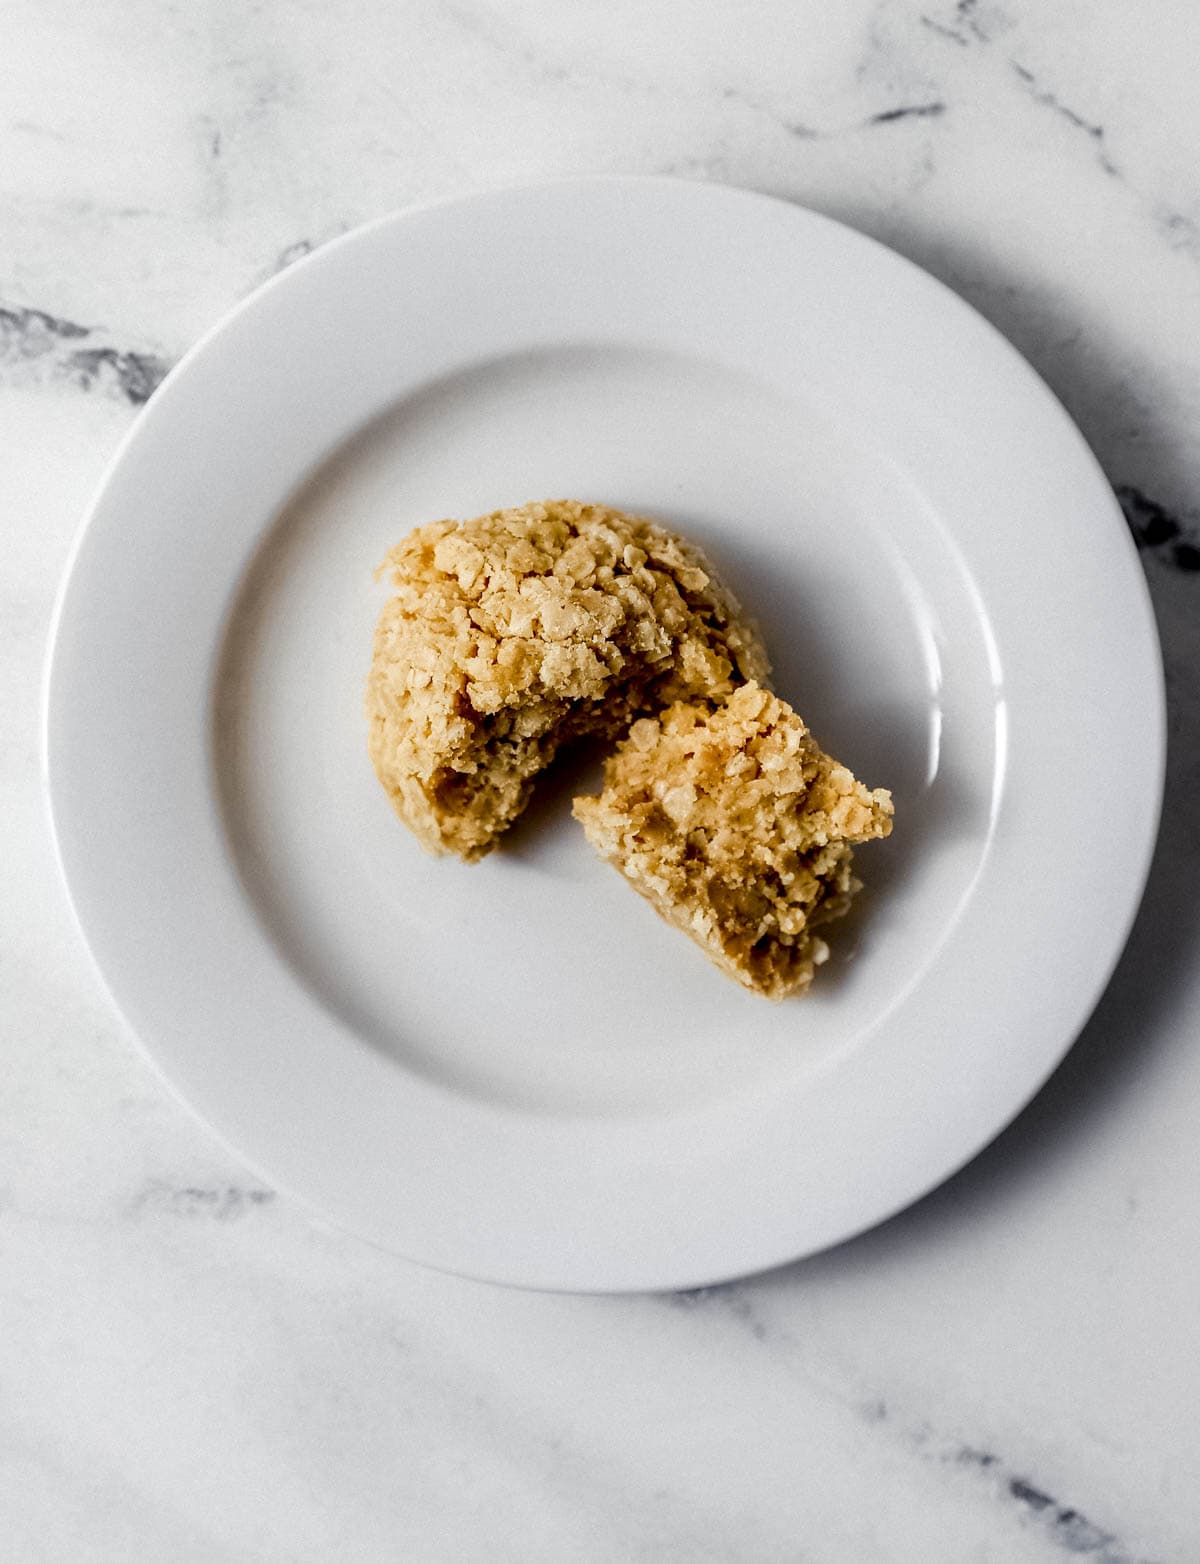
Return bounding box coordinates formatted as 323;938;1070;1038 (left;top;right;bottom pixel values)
367;500;769;860
572;683;893;999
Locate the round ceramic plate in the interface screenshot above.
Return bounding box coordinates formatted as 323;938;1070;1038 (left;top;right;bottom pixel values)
46;179;1164;1292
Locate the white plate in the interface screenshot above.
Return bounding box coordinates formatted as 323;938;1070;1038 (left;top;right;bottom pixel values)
45;179;1164;1292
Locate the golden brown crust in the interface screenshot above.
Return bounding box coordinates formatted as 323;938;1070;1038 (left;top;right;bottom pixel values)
366;500;769;859
572;683;894;999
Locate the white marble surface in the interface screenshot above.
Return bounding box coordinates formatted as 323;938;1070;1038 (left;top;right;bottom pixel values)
4;2;1200;1559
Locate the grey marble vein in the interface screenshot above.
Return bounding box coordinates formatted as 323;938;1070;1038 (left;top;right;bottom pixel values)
130;1179;277;1221
1152;204;1200;259
1118;485;1200;573
439;0;575;87
0;303;171;404
868;100;947;124
669;1284;1156;1562
1009;61;1119;177
920;14;973;46
275;237;316;271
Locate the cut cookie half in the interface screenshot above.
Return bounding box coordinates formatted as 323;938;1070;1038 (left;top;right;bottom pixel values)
572;683;894;999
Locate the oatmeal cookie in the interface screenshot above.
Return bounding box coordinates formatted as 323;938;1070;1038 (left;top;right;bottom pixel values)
572;683;893;999
367;500;769;859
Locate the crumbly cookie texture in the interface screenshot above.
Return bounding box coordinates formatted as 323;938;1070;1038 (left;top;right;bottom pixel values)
572;683;894;1000
367;500;769;859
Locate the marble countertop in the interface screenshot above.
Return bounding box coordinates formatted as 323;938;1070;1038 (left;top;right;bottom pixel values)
5;2;1200;1559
